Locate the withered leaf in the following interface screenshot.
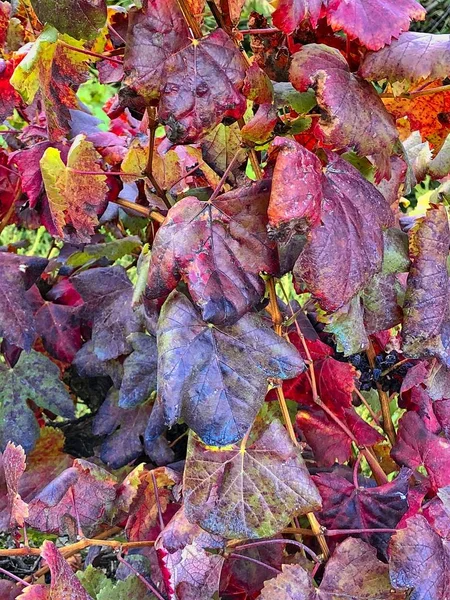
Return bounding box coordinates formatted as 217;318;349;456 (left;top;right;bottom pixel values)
183;419;321;539
147;179;277;326
157;291;304;446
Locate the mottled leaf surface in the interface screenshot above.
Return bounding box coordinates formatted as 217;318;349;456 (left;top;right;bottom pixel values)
155;506;225;600
290;44;399;180
147;180;276;326
183;419;321;539
0;350;74;453
313;469;410;556
119;332;157;408
402;205;450;366
260;538;395;599
0;254;47;350
2;442;28;528
389;514;450;600
27;459;117;535
40;134;108;242
361;32;450;85
11;26;90;140
293;152;393;312
157;292;304;446
121;0;247;142
30;0;107;40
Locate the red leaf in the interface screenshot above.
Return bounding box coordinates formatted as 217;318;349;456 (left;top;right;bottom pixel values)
313;468;409;556
268;137;323;237
290;45;399;179
325;0;425;51
293;152;393;311
0;581;21;600
241;104;278;146
392;411;450;492
146;180;277;325
34;302;82;363
0;60;19;123
272;0;323;34
121;0;247;142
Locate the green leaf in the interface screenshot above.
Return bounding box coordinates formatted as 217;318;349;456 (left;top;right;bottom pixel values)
30;0;107;40
77;566;154;599
66;237;142;268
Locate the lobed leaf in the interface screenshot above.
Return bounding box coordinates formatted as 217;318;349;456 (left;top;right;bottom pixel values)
183;419;321;539
30;0;107;40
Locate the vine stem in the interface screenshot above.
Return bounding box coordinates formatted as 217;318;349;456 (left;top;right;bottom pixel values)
277;281;388;486
0;566;30;587
381;358;410;377
117;554;167;600
176;0;202;38
209;148;246;202
112;198;165;224
366;342;396;446
58;41;124;65
231;538;321;565
381;83;450;99
228;552;281;574
267;278;330;560
238;28;280;34
353;387;382;427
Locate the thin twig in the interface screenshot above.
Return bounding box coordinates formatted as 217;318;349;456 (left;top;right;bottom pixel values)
117;553;167;600
381;83;450;99
232;539;321;565
228;553;281;574
367;342;396;446
381;358;410;377
208;148;246;202
176;0;203;38
59;41;124;64
353;387;382;427
238;28;280;34
112;198;165;224
0;566;30;587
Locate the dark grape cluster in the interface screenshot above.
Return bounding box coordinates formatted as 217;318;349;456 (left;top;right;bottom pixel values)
348;351;413;394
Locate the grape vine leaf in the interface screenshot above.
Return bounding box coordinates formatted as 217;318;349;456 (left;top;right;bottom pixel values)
39;134;108;242
183;419;322;539
260;537;396;599
123;466;179;542
10;26;91;140
0;350;74;453
0;59;19;123
121;0;247;143
18;540;93;600
155;506;225;600
118;332;157;408
296;405;383;467
325;0;425;51
77;566;154;600
391;411;450;492
0;581;20;600
389;514;450;600
30;0;107;40
313;468;410;556
241;104;279;146
361;32;450;85
402;205;450;366
73;340;123;389
157;291;305;446
72;266;144;361
27;459;117;536
92;389;153;469
201;122;247;176
293;151;393;312
0;253;47;350
66;236;142;269
35;302;82;363
272;0;323;34
2;442;28;529
290;44;399;180
146;179;277;326
268;137;323;237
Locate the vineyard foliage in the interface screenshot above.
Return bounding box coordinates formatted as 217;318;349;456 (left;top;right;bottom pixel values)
1;0;450;598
